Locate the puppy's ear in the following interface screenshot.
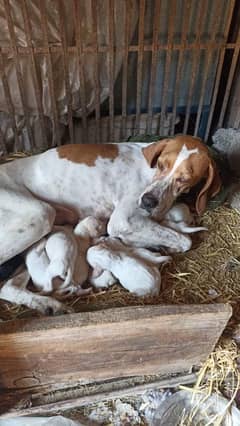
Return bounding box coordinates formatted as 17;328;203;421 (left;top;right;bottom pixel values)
142;139;169;167
195;159;221;215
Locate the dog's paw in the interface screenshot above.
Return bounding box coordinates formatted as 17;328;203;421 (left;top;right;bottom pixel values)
32;295;72;316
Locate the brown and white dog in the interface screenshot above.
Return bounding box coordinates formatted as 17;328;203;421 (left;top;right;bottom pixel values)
0;135;221;313
0;135;220;263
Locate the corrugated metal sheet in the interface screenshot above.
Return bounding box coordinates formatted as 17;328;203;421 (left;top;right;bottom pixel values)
0;0;239;152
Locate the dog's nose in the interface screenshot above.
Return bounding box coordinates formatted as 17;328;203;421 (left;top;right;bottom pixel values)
140;194;158;211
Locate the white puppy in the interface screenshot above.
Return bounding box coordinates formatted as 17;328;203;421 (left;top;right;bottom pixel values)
25;217;107;298
161;203;207;233
25;226;80;296
87;237;170;296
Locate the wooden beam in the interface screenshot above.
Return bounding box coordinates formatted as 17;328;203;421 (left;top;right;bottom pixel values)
0;304;231;393
0;372;197;418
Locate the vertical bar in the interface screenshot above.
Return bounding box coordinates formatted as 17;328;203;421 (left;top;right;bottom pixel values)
73;0;88;143
3;0;34;151
39;0;60;146
183;0;207;134
218;27;240;128
135;0;145;135
205;0;235;140
21;0;47;149
91;0;101;143
57;0;74;144
0;50;20;150
147;0;161;134
121;0;130;140
108;0;115;141
170;0;191;135
159;0;177;135
233;107;240;129
194;1;221;137
0;127;7;155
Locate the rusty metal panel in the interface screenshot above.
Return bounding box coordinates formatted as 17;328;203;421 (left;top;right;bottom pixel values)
3;0;34;150
0;0;239;152
73;0;88;142
57;0;74;144
121;0;131;140
39;0;60;146
91;0;101;143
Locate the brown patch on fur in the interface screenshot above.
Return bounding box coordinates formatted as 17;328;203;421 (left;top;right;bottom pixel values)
57;144;118;166
53;205;79;226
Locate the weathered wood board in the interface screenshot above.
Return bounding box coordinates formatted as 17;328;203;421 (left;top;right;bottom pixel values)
0;304;231;396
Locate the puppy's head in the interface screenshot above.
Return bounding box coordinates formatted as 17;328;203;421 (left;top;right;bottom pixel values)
140;135;221;219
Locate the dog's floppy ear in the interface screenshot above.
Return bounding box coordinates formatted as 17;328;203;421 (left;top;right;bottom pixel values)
195;159;221;215
142;139;169;167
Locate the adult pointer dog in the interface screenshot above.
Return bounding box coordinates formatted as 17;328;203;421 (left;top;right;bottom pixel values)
0;135;221;267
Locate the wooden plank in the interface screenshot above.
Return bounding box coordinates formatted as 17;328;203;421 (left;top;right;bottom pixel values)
0;372;197;418
0;304;231;393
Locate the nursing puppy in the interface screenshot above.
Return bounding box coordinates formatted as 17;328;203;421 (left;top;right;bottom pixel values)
26;216;106;298
87;238;171;296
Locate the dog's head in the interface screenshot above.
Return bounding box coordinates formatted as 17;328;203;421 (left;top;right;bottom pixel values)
140;135;221;219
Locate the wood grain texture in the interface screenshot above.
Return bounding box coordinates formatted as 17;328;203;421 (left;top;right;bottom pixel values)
0;373;197;418
0;304;231;393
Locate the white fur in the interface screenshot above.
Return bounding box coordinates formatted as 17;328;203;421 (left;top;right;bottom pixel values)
0;141;204;309
25;216;106;301
25;227;78;295
162;203;207;233
0;142;193;266
0;269;71;315
87;238;171;296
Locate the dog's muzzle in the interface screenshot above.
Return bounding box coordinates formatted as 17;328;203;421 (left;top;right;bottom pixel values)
139;193;159;212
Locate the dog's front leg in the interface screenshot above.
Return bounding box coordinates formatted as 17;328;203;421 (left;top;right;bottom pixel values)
0;270;71;315
108;206;192;253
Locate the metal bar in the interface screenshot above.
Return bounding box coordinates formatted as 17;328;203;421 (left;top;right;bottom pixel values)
183;0;207;134
3;0;34;151
170;0;191;135
218;25;240;128
0;42;238;56
0;126;7;155
0;50;20;150
159;0;177;135
57;0;74;144
121;0;130;140
233;102;240;128
91;0;101;143
39;0;60;146
21;0;47;149
205;0;235;140
194;0;222;137
147;0;161;134
135;0;146;135
73;0;88;143
108;0;115;141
